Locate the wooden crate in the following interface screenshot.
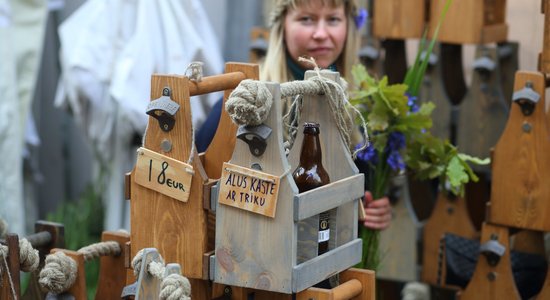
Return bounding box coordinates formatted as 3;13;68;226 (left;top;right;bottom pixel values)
214;71;364;294
430;0;508;44
373;0;426;39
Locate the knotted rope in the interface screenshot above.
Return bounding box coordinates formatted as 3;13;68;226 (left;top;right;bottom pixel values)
0;238;41;299
160;273;191;300
131;250;191;300
225;57;368;157
39;241;121;294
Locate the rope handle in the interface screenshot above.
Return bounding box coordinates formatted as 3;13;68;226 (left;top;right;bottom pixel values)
225;58;368;158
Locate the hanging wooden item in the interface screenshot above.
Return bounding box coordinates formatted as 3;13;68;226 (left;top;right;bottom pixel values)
430;0;508;44
372;0;425;39
489;71;550;231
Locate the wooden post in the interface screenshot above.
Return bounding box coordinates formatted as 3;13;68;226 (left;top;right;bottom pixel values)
95;231;130;300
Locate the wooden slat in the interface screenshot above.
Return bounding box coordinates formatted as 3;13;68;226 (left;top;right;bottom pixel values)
294;174;364;221
339;268;376;300
292;239;362;293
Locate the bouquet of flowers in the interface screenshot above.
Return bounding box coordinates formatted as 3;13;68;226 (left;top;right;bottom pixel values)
350;0;488;270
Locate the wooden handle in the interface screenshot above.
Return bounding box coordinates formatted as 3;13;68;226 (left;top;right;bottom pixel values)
332;278;363;300
189;71;246;96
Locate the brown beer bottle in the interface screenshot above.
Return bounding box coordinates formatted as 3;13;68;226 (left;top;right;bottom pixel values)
292;122;331;255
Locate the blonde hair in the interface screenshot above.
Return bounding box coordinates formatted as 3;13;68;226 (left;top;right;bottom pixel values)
260;0;360;83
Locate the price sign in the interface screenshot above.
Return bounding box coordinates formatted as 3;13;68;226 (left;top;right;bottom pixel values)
134;147;193;203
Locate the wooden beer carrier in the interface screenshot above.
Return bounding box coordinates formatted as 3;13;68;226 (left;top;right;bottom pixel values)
126;62;259;299
213;70;374;299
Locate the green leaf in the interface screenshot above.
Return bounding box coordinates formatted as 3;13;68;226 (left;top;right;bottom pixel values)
446;156;469;188
457;153;491;165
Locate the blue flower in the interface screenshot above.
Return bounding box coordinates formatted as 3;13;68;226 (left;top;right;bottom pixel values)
354;8;368;30
406;93;419;113
355;143;378;165
387;150;405;172
387;131;406;151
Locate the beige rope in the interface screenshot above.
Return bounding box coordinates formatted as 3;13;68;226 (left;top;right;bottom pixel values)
225;59;369;157
160;273;191;300
78;241;121;262
39;240;122;294
18;238;40;272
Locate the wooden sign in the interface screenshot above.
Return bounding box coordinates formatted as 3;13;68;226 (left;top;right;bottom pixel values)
218;162;280;218
134;147;194;203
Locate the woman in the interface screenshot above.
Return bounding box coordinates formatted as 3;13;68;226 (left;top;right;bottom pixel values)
197;0;391;230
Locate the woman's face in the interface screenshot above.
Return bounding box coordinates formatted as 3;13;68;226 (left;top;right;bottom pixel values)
284;2;347;69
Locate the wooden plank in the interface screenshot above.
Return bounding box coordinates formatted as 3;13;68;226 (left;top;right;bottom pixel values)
490;71;550;231
202;63;260;180
95;231;130;300
249;27;269;64
294;174;364;221
131;73;210;280
292;239;362;293
1;234;20;300
421;193;478;285
461;223;520;299
51;249;87;300
373;0;425;39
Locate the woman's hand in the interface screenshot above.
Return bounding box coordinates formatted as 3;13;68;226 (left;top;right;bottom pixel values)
362;191;392;230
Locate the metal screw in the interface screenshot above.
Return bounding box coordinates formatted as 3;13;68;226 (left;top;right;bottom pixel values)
251;163;262;171
161;139;172;153
447;206;454;215
487;272;497;281
490;233;498;240
522;122;532;133
163;87;171;96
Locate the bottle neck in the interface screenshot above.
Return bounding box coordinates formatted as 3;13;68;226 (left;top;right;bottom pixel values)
299;131;323;167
